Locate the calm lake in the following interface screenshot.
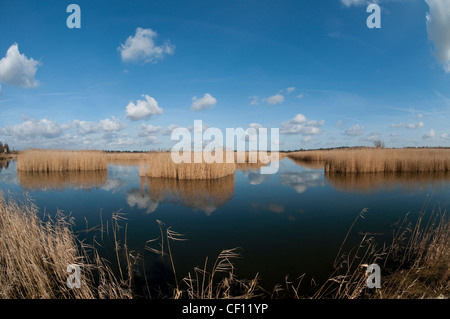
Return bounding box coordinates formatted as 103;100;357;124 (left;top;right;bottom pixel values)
1;157;449;294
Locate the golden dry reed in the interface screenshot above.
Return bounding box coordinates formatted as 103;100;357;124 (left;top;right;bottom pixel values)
0;191;102;298
288;148;450;173
139;151;236;180
17;149;107;172
313;209;449;299
0;191;134;299
0;192;93;298
106;152;149;166
18;170;107;191
138;151;282;179
234;151;281;171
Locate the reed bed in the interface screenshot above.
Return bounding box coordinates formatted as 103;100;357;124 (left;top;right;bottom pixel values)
288;148;450;174
234;151;281;171
0;191;135;299
0;192;93;298
139;152;236;180
106;152;149;166
17;149;107;172
138;151;283;179
141;174;235;214
288;149;334;162
18;170;108;191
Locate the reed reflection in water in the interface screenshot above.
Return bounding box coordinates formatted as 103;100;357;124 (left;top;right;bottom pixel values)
136;174;235;215
0;160;11;172
18;170;108;191
288;158;326;170
325;171;450;193
289;156;450;193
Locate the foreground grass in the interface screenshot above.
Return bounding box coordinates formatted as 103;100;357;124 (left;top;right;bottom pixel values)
0;190;448;299
0;191;132;298
312;208;449;299
288;148;450;174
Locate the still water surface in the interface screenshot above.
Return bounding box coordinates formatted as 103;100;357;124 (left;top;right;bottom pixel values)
1;157;449;291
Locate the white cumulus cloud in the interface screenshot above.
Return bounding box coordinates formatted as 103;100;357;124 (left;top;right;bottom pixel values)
426;0;450;72
281;114;324;136
340;0;367;7
423;128;436;139
390;121;424;129
266;93;284;105
286;87;296;94
138;123;162;137
161;124;182;136
0;43;40;88
100;117;126;133
0;118;65;139
343;124;364;136
249;96;259;105
191;93;217;111
127;189;159;214
73;120;100;135
126;94;163;121
119;27;175;64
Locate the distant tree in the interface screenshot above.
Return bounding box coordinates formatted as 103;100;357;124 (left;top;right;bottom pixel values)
373;140;385;149
4;143;10;154
0;142;4;154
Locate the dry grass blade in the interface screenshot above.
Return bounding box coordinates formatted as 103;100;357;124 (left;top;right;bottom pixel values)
166;227;188;242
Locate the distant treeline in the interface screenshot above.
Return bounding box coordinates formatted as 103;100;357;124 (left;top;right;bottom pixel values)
285;145;450;153
0;141;17;155
0;141;11;154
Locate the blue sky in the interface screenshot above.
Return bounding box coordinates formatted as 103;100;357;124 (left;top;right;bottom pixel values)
0;0;450;151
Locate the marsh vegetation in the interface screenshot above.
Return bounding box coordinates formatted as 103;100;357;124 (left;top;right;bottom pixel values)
0;190;448;299
17;149;107;172
0;147;449;299
288;147;450;173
